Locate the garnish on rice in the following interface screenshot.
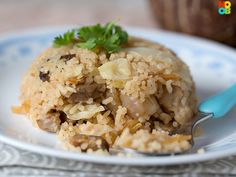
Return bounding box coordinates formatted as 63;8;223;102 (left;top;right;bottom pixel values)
53;22;128;54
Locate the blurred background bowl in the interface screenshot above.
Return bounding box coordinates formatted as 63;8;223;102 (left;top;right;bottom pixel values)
149;0;236;47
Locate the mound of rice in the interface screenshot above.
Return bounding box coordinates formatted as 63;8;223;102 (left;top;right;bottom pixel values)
13;37;197;154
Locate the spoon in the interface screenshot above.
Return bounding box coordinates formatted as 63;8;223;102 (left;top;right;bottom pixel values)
110;83;236;156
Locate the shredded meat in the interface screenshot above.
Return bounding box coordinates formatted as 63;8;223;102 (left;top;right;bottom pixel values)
60;54;76;61
39;71;50;82
58;111;67;124
106;88;121;115
68;83;106;103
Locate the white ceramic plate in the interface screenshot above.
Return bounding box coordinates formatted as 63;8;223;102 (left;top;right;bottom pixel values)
0;27;236;166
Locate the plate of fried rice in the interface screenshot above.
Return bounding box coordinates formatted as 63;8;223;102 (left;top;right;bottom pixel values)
0;23;236;165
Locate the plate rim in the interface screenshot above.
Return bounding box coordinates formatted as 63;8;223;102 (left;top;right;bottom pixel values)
1;130;236;166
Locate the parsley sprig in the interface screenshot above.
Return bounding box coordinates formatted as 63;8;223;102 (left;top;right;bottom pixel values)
53;22;128;53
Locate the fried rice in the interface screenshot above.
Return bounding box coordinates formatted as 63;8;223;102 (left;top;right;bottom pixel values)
13;37;197;154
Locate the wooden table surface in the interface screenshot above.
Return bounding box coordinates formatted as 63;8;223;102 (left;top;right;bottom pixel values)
0;0;158;33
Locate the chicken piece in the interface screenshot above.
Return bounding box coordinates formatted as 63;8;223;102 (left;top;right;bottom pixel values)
120;94;159;120
36;112;61;132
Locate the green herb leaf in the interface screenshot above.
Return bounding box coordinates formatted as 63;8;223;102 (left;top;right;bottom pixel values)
53;22;128;53
76;38;97;49
53;30;77;47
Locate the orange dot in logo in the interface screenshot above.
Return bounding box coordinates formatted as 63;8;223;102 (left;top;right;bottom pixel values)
225;1;231;8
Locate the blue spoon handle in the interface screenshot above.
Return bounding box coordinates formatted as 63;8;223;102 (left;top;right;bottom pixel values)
199;83;236;118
